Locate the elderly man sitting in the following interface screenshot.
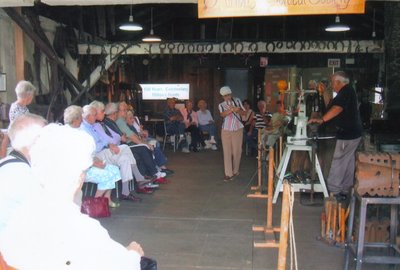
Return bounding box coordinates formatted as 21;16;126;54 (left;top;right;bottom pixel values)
197;99;217;150
163;98;186;151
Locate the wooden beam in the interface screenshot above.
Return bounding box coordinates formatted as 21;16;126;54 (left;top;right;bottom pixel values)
79;40;385;55
3;7;91;102
13;7;24;82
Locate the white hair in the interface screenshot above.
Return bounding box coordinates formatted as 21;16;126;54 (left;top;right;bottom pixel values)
30;124;95;198
82;105;96;119
63;105;83;125
15;80;36;99
7;113;47;151
104;102;118;115
333;71;350;85
89;100;105;111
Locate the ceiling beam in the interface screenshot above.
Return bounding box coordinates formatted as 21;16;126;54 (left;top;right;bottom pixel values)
0;0;398;8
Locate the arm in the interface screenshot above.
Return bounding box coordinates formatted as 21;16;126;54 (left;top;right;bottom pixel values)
308;105;343;124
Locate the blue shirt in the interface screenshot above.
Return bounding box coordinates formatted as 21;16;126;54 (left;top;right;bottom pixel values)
164;108;183;124
80;120;108;153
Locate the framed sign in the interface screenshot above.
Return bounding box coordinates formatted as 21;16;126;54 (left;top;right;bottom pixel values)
0;73;6;92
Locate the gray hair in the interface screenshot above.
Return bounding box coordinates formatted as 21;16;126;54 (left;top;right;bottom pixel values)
63;105;83;125
7;113;47;151
257;100;266;106
89;100;105;111
332;71;350;85
104;102;118;115
15;80;36;99
82;105;96;119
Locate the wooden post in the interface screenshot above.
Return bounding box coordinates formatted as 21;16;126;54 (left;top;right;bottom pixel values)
13;7;24;82
257;130;262;188
266;147;275;230
277;182;291;270
248;129;268;199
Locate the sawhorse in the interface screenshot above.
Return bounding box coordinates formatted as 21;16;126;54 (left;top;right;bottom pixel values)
272;143;329;203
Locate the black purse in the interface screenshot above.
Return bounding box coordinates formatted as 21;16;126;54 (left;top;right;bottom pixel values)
140;256;157;270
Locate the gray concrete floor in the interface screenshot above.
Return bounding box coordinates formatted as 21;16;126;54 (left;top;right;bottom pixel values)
100;149;395;270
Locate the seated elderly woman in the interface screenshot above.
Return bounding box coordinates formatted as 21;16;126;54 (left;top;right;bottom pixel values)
9;80;36;123
0;124;145;269
64;105;122;207
126;110;173;174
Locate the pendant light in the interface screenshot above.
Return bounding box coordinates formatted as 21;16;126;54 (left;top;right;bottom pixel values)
325;15;350;32
119;4;143;31
142;7;161;42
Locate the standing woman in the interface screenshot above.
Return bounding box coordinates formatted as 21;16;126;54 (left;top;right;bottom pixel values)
218;86;245;181
9;81;36;123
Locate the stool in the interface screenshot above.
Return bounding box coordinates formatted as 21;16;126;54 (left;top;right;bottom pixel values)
344;191;400;270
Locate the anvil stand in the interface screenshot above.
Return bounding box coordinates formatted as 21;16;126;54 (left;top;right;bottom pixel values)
272;135;331;204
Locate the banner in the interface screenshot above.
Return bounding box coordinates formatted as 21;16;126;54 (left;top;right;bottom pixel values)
198;0;365;18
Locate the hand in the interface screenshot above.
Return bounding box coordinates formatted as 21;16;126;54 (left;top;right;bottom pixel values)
231;107;240;113
208;120;214;124
109;144;120;155
308;118;324;124
141;130;149;138
127;241;144;256
121;135;127;143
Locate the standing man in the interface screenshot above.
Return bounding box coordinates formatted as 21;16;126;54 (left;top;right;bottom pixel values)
309;71;362;200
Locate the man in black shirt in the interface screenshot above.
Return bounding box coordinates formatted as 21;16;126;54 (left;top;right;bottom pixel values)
309;71;362;199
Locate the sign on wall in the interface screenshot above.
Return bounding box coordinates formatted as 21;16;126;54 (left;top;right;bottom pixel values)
140;84;190;100
198;0;365;18
327;58;341;68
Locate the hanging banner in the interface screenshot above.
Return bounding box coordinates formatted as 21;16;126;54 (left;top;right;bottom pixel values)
198;0;365;18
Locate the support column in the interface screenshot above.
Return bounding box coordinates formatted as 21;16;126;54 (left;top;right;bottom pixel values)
385;2;400;119
14;7;24;82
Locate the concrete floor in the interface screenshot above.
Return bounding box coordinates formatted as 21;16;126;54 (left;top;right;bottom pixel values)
100;149;395;270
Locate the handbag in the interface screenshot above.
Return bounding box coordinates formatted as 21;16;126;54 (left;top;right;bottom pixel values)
140;256;157;270
80;197;111;218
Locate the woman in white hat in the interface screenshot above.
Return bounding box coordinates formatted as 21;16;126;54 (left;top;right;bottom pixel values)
218;86;245;181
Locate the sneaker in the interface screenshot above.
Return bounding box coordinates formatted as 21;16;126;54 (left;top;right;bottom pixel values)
155;171;167;178
209;138;217;144
161;168;174;175
204;141;212;149
182;147;190;153
108;200;120;208
211;145;217;151
170;135;176;144
136;187;154;194
153;177;168;184
144;183;160;189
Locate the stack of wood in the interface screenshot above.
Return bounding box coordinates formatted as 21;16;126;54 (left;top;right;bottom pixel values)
320;196;349;245
355;152;400;197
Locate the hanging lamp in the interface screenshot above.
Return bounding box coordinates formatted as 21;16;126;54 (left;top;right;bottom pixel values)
119;4;143;31
142;7;161;42
325;15;350;32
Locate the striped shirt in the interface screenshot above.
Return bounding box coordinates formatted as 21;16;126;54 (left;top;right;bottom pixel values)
253;111;272;129
218;97;244;131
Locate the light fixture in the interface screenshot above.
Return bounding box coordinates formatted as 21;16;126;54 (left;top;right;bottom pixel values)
119;4;142;31
325;15;350;32
142;8;161;42
372;8;376;38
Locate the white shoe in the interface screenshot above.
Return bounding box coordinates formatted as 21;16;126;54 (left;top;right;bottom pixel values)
156;171;167;178
211;145;217;150
204;140;212;149
182;147;190;153
170;135;176;144
209;138;217;144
